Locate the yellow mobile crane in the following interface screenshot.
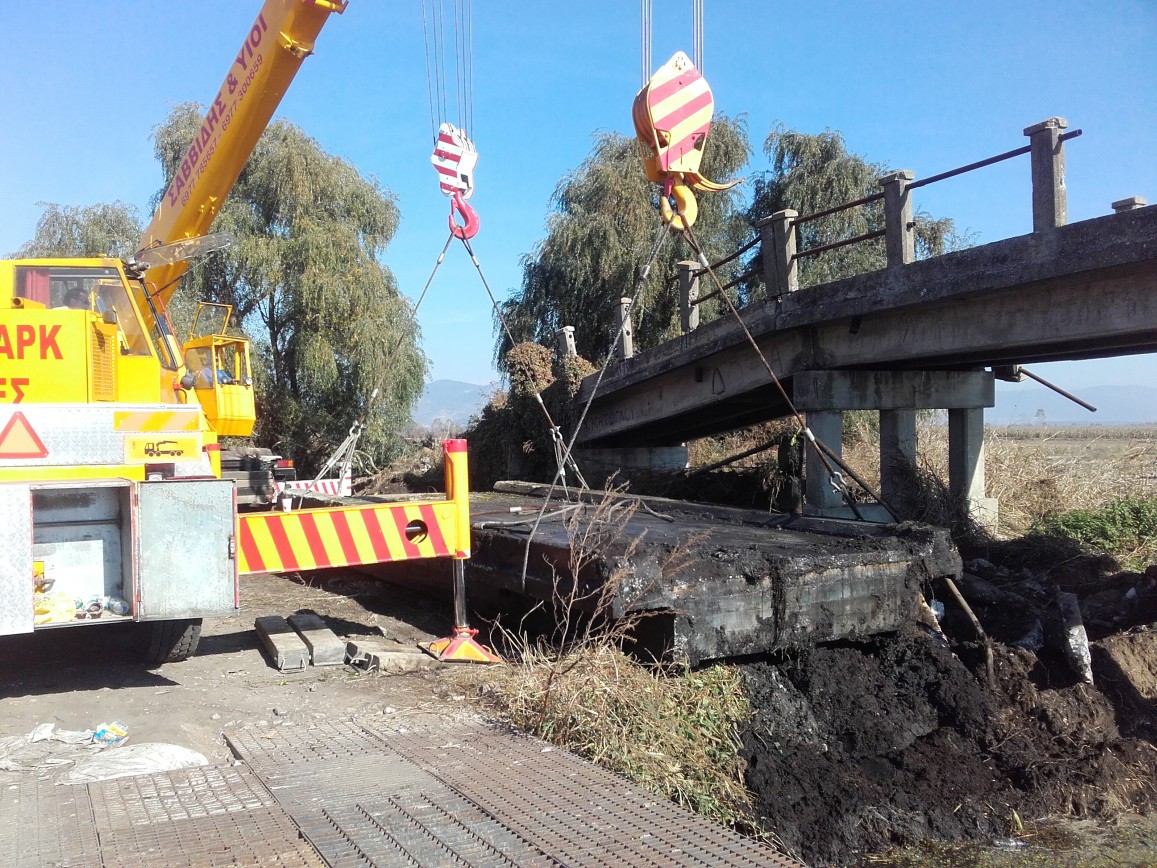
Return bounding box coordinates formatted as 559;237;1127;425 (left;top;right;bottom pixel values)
0;0;472;663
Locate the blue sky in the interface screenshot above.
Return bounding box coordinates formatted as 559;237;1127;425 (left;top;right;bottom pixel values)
1;1;1154;404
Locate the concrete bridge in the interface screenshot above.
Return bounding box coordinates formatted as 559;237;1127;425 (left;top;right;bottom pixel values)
570;118;1156;519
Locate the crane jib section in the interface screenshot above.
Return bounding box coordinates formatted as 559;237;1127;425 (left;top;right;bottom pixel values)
137;0;347;307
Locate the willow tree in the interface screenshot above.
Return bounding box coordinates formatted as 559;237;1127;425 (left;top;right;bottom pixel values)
13;202;141;259
152;104;424;472
498;116;750;368
745;126;967;293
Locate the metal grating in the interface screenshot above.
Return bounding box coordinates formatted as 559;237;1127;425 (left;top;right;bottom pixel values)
303;790;558;867
227;719;395;768
0;777;101;868
230;720;801;868
369;725;800;867
88;764;281;829
90;324;117;401
87;763;323;866
6;719;799;866
261;754;437;808
94;805;325;867
230;724;555;868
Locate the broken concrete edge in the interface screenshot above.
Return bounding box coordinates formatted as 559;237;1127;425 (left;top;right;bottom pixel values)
440;491;965;667
346;637;442;673
492;479;909;536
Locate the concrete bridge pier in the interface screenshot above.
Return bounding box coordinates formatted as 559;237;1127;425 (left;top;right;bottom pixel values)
793;370;996;525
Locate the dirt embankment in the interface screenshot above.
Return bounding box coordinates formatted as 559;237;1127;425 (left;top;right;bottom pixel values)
739;562;1157;866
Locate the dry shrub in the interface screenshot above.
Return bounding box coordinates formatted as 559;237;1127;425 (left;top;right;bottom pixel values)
462;342;598;488
983;425;1157;535
686;420;794;468
458;489;762;835
482;644;757;831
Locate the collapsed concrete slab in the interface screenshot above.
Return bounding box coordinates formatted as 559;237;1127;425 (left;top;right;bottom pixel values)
377;486;962;666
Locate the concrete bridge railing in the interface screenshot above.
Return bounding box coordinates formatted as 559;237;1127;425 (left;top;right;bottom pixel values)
557;118;1155;526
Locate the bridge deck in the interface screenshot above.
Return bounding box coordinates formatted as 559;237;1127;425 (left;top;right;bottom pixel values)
577;206;1156;445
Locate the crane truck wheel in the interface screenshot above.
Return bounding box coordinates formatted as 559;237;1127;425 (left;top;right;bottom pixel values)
139;619;203;665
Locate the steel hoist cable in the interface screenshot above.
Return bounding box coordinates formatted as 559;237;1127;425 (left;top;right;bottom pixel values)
424;0;480;239
507;222;671;585
456;235;589;496
678;218;896;520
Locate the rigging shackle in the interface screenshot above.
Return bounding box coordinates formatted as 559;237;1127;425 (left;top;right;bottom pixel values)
449;191;480;239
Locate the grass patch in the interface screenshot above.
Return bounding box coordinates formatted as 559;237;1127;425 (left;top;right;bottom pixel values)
477;645;758;832
1031;497;1157;571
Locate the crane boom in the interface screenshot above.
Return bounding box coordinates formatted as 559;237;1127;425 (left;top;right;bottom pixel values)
136;0;346;307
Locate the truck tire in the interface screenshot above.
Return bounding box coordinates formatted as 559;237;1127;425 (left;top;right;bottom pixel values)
140;618;203;665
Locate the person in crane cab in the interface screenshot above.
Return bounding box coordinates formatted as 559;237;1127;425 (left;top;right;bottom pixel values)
60;288;89;309
185;348;233;388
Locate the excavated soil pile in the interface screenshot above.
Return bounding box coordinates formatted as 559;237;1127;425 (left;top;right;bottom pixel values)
739;569;1157;866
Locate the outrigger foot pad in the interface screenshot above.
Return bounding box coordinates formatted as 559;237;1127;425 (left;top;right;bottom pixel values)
422;626;502;664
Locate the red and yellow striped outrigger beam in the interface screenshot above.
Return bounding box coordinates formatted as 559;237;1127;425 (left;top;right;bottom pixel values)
237;439;470;576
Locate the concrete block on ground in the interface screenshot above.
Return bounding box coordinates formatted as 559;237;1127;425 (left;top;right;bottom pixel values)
287;612;347;666
346;637;441;674
255;616;309;672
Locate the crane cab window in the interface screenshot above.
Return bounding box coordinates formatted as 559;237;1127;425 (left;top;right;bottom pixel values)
15;266;152;357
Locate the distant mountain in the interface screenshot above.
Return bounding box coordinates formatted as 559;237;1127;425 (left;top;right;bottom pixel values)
990;384;1157;425
413;379;492;427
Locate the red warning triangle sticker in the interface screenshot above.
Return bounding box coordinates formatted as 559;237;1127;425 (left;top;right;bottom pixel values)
0;412;49;459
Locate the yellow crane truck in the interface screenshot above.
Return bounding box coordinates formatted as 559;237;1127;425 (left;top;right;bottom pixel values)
0;0;471;663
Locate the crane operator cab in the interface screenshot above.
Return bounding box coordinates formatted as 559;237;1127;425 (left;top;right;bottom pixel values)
4;261;166;405
181;302;255;437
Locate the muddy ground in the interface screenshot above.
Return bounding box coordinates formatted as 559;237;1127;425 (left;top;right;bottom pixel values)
740;558;1157;866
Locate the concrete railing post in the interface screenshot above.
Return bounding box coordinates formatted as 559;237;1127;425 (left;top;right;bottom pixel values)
756;216;776;297
880;170;916;266
555;325;576;359
1112;196;1148;213
759;209;798;297
1024;117;1069;231
615;298;634;359
677;261;700;333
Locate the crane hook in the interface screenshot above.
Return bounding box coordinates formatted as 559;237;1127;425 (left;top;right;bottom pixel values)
659;178;698;231
449;191;480;240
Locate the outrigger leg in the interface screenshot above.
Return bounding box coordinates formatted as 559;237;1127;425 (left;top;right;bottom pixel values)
423;559;501;664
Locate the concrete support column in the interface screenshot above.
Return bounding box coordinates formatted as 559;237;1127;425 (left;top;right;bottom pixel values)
615;299;634;359
880;170;916;266
879;409;917;514
948;407;996;526
794;370;996;522
1024;117;1068;231
805;411;844;511
555;326;576;359
677;261;700;333
1112;196;1148;213
759;209;798;297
